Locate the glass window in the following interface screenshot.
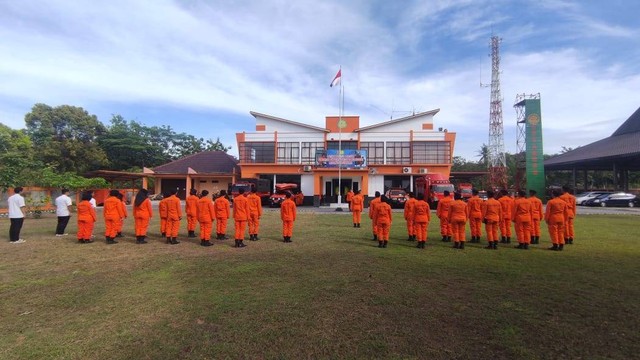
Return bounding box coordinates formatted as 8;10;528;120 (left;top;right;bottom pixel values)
239;142;275;163
412;141;451;164
386;141;411;164
327;141;357;151
277;142;300;164
360;142;384;165
301;142;324;164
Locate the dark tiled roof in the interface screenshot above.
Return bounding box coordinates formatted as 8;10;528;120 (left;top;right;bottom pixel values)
153;151;239;174
545;106;640;170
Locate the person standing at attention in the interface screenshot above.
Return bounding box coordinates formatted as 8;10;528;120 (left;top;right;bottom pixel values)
374;195;392;248
185;188;199;238
76;192;97;244
133;188;152;244
368;191;381;241
54;188;73;237
232;188;250;248
466;189;483;243
197;190;215;246
528;189;543;244
482;190;502;249
346;188;354;211
498;190;514;243
436;190;454;242
8;187;26;243
247;188;263;241
559;186;577;244
545;189;569;251
281;192;297;243
115;192;128;238
414;194;431;249
351;190;364;228
512;190;533;250
164;189;182;245
448;192;468;249
214;190;231;240
404;192;417;241
104;190;125;244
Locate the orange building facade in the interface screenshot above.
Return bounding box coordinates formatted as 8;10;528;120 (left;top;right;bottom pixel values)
236;110;456;206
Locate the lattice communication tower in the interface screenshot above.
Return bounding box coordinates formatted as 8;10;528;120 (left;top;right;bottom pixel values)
486;36;507;189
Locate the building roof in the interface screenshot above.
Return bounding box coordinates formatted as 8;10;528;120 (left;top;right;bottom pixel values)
250;111;329;132
355;109;440;132
152;151;239;174
545;106;640;170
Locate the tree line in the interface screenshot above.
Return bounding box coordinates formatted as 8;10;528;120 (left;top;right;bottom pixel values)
0;103;231;190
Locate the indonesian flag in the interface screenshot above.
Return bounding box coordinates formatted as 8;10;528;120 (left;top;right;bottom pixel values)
330;69;341;87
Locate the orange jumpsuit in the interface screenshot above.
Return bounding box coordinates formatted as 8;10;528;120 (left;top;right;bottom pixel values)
133;198;153;237
77;200;97;241
214;196;231;236
466;195;483;239
436;196;453;238
346;190;354;210
414;199;431;243
117;199;128;234
559;193;576;240
351;194;364;225
233;195;249;240
280;198;297;237
164;195;182;238
373;201;392;241
186;194;199;233
247;193;263;236
545;198;569;245
498;196;514;239
197;197;215;241
512;197;533;245
448;199;468;242
404;197;417;238
104;196;125;238
529;195;543;237
482;198;502;242
368;197;381;238
159;198;168;235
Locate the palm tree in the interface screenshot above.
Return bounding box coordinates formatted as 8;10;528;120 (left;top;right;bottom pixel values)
476;144;489;167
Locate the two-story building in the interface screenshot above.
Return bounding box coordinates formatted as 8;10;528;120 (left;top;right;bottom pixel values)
236;109;456;206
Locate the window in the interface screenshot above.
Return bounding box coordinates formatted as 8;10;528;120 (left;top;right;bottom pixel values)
412;141;451;164
239;142;275;163
327;141;357;151
360;142;384;165
301;142;324;164
277;142;300;164
386;141;411;164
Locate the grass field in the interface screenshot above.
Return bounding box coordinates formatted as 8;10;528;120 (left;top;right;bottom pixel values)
1;210;639;359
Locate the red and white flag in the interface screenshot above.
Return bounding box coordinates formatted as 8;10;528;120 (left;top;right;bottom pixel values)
330;68;341;87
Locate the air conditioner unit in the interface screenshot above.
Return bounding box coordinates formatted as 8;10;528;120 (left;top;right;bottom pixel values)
402;167;412;174
369;167;377;174
419;168;428;174
303;165;312;172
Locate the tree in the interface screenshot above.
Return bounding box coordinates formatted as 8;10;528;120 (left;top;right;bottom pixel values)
205;137;232;152
476;143;489;166
25;104;108;174
0;123;33;189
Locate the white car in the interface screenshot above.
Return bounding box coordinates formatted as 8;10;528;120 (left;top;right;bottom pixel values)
575;191;611;205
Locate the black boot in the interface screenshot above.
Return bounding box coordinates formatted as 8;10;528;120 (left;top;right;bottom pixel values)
106;237;118;244
441;235;447;242
412;235;417;241
500;236;506;243
523;243;529;250
188;231;196;238
447;236;453;242
85;238;94;244
373;234;378;241
171;237;180;245
357;223;361;228
453;241;460;249
254;234;260;240
222;234;229;240
416;242;422;248
493;241;498;249
383;241;388;248
161;232;166;237
515;243;523;249
238;240;246;248
506;237;511;244
536;236;540;244
459;242;465;249
568;238;574;244
354;223;357;228
485;241;493;249
378;241;383;248
201;240;212;247
558;244;564;251
548;244;559;251
166;237;172;244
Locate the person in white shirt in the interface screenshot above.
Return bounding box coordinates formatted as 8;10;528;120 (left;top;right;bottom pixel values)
8;187;26;243
55;189;73;236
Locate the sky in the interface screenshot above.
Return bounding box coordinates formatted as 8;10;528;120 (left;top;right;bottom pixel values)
1;0;639;161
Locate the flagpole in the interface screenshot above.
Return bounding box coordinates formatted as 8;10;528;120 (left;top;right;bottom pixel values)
337;66;343;208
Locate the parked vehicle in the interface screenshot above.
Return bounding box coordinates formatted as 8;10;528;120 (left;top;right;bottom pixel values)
385;188;407;208
478;190;489;201
584;192;639;207
457;183;473;201
415;174;455;209
230;178;271;204
269;183;301;207
575;191;612;205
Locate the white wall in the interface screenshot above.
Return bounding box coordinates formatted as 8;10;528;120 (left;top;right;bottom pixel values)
300;174;314;195
367;175;384;197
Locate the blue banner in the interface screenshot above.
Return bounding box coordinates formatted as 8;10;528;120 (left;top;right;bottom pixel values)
315;149;367;169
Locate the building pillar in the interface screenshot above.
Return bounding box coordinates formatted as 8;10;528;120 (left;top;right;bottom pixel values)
185;175;192;199
583;170;588;191
572;168;577;192
155;178;162;195
142;176;148;190
612;163;618;191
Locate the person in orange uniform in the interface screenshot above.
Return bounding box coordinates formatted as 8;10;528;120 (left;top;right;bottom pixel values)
498;190;514;243
512;190;533;250
466;189;483;243
351;190;364;228
448;193;468;249
115;192;128;238
436;190;453;242
247;188;263;241
368;191;381;241
104;190;125;244
197;190;215;246
294;191;304;206
77;192;97;244
545;189;569;251
159;191;169;237
560;186;577;244
528;189;543;244
214;190;231;240
374;195;392;248
346;188;354;211
232;188;250;248
185;188;199;238
482;190;502;249
414;194;431;249
280;192;297;242
164;189;182;245
404;192;417;241
133;188;153;244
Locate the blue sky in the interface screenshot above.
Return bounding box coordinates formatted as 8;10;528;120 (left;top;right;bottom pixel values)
1;0;639;160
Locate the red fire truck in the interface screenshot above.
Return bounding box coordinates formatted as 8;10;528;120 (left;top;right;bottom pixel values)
458;183;473;201
230;178;271;204
415;174;455;209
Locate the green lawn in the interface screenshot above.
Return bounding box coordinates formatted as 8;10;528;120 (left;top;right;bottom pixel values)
1;211;638;359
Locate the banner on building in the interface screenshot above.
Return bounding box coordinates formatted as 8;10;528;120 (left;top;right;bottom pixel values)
315;149;367;169
525;99;545;198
